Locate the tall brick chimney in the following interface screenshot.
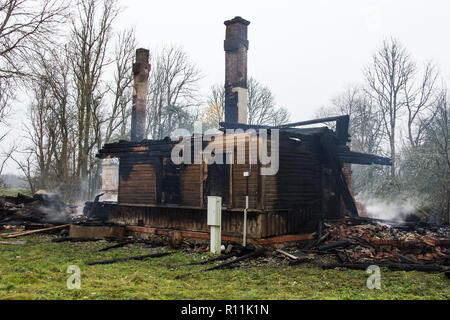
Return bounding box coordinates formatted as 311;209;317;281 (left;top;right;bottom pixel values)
130;48;150;142
224;16;250;124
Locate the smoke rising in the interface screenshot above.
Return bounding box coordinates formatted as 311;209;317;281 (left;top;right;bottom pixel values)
356;192;419;222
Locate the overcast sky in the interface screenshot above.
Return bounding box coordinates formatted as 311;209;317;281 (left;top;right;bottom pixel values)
3;0;450;174
117;0;450;119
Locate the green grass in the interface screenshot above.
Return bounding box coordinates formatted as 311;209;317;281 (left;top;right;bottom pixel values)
0;235;448;300
0;189;31;197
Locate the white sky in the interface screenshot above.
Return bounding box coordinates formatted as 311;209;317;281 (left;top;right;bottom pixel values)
3;0;450;174
117;0;450;119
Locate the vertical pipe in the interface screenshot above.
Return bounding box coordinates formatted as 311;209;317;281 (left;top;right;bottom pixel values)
207;196;222;254
130;48;150;142
243;171;249;246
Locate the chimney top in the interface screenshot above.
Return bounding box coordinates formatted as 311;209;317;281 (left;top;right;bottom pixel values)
135;48;149;64
224;16;250;26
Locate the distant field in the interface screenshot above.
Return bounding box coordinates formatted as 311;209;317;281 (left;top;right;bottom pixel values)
0;235;448;300
0;189;32;197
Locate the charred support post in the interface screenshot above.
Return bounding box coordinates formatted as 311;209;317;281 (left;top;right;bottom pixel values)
224;16;250;124
130;48;150;142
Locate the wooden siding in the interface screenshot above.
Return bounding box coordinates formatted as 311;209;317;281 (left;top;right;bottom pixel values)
179;164;202;207
118;156;156;204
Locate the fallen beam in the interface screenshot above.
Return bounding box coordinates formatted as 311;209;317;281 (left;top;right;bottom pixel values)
288;257;313;266
183;252;239;266
318;240;350;251
2;224;70;238
276;249;300;260
52;237;106;243
176;249;267;279
85;251;173;266
96;239;155;252
321;263;444;273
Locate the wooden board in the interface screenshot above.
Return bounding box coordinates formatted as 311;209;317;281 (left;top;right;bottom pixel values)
69;225;126;239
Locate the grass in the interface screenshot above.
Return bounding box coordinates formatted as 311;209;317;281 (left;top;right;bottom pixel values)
0;189;32;197
0;235;448;300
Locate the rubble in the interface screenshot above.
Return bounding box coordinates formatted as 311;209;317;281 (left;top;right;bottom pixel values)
280;216;450;273
0;191;84;236
0;192;70;225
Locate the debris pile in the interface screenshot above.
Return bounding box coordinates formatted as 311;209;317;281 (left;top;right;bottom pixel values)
0;192;81;231
286;216;450;273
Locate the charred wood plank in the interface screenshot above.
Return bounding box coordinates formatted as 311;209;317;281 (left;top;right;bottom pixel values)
52;237;106;243
183;252;239;266
288;257;313;266
321;263;444;273
85;251;174;265
176;248;267;279
3;224;70;238
276;249;300;260
318;240;350;251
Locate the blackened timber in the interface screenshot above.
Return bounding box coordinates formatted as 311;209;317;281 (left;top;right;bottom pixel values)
335;115;350;144
176;248;266;279
321;263;444;273
220;115;349;130
339;151;391;166
85;251;173;265
320;132;358;216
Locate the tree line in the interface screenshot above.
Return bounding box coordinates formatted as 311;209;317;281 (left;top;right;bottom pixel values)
318;38;449;222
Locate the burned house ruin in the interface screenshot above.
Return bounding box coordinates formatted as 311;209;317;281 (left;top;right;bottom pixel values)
95;17;391;242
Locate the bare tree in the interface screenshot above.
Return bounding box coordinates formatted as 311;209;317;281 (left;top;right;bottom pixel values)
428;93;450;222
146;45;202;139
247;77;275;125
11;149;37;194
0;77;11;123
69;0;119;190
0;0;68;127
328;86;384;154
0;0;69;78
30;45;74;183
365;38;415;177
24;80;60;190
205;77;291;127
0;143;16;176
202;84;225;128
271;106;290;126
404;62;439;147
104;28;136;142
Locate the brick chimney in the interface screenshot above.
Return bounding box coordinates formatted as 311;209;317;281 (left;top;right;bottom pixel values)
130;48;150;142
224;16;250;124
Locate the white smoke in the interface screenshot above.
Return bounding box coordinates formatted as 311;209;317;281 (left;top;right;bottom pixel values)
99;193;117;202
356;193;419;222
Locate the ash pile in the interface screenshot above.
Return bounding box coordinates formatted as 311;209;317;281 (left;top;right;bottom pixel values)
0;191;83;228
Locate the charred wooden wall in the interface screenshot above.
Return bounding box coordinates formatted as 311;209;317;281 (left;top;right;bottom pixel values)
118;155;157;204
179;164;202;207
106;203;317;238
